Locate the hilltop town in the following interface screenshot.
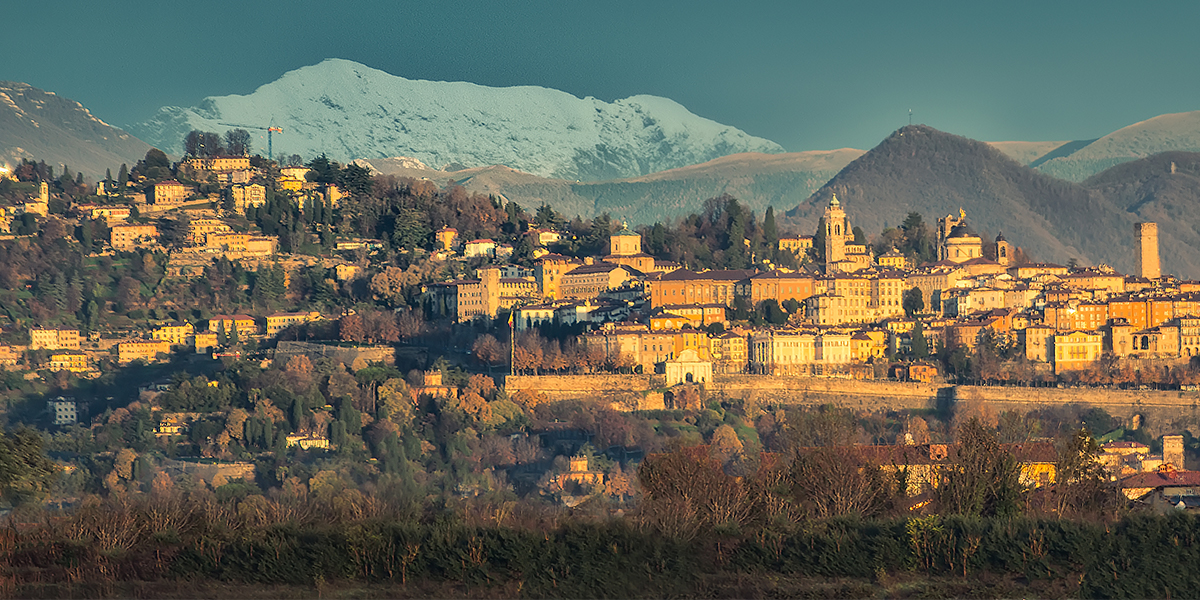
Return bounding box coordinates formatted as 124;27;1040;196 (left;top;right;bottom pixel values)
4;135;1200;597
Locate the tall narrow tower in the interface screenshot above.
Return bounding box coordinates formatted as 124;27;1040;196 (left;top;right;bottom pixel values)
823;194;846;268
995;232;1013;267
1135;222;1160;280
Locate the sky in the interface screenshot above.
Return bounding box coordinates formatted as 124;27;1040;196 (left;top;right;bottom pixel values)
4;1;1199;152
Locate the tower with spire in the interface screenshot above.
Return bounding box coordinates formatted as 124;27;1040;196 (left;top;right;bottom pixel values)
823;193;847;267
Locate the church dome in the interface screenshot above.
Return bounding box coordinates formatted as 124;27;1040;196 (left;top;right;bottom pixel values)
995;231;1007;242
947;222;979;239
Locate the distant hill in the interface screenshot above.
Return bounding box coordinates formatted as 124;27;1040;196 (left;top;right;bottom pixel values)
0;82;151;181
782;125;1200;278
987;140;1071;165
358;148;863;223
1035;111;1200;181
1082;151;1200;276
131;58;783;182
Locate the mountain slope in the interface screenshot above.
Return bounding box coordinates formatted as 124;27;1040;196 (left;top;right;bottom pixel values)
358;148;863;223
131;59;784;181
783;125;1151;274
987;140;1071;165
0;82;151;180
1036;111;1200;181
1082;151;1200;276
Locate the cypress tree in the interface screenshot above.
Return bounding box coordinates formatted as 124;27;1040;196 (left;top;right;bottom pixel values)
762;206;779;261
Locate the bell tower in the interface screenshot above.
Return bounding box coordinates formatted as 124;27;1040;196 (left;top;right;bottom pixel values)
995;232;1013;267
823;193;846;268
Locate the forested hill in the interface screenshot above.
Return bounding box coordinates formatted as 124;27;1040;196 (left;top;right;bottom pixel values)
1082;151;1200;276
782;125;1200;277
359;149;861;225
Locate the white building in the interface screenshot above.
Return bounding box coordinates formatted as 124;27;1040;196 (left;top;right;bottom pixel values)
48;397;77;426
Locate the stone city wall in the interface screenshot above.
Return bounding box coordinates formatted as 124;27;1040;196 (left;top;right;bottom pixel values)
504;374;1200;425
505;374;666;410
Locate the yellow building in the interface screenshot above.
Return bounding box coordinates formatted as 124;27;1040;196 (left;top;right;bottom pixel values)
209;314;259;336
30;328;81;350
603;228;660;273
906;265;966;315
653;304;727;329
206;232;250;250
86;205;131;221
581;323;708;374
190;332;219;353
118;340;172;363
435;267;538;322
558;262;640;299
877;247;909;270
181;156;252;172
859;442;1057;496
244;236;278;256
435;227;458;252
778;236;814;258
152;322;195;346
1052;330;1104;374
285;434;331;449
266;311;322;337
229;183;266;212
278;176;305;192
710;330;748;373
150;180;189;205
535;254;583;300
109;224;158;250
649;312;691;331
47;350;90;372
190;218;232;245
850;330;888;362
335;264;361;281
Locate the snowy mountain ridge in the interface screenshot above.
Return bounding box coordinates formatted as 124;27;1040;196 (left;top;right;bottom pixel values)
130;59;784;181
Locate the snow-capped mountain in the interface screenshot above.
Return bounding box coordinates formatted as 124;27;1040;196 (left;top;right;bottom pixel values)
130;59;784;181
0;82;150;180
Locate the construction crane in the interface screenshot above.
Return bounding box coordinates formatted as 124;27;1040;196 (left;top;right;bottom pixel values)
219;123;284;160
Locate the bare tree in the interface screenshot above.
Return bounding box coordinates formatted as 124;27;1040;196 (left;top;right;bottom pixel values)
785;447;894;519
225;129;252;156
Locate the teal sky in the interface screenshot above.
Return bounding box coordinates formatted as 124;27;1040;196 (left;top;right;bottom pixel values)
4;1;1199;152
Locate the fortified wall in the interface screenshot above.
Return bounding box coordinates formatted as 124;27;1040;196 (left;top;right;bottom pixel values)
506;374;666;410
505;374;1200;426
